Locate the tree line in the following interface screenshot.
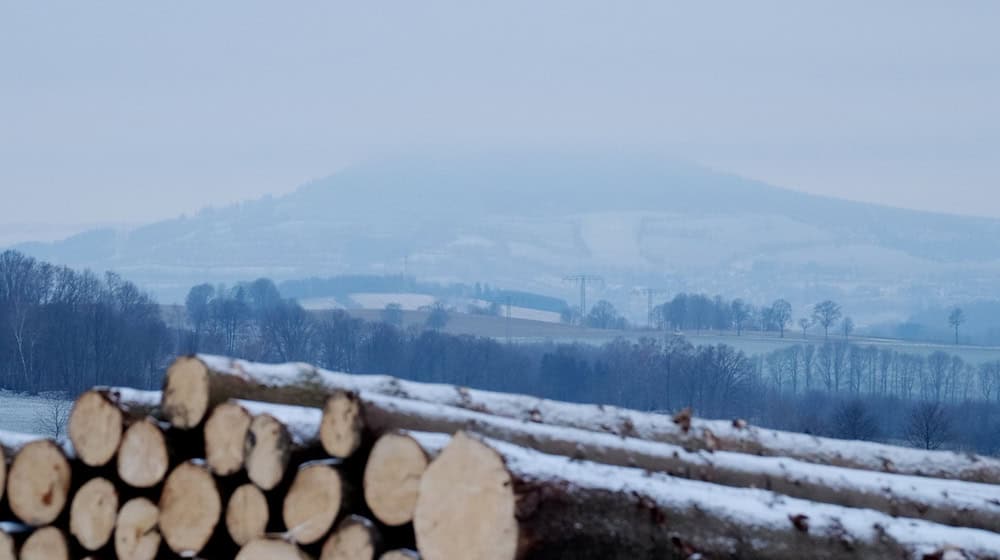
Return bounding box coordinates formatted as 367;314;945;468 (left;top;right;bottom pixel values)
1;251;996;454
0;250;168;393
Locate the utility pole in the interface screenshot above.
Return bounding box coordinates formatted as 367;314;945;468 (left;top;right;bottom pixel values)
564;274;604;326
633;287;666;329
505;295;512;344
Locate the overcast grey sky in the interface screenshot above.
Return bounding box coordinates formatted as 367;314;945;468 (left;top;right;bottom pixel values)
2;1;998;239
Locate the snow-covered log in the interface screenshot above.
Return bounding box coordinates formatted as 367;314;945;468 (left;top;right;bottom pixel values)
363;433;433;527
413;431;1000;560
149;383;1000;532
282;460;345;545
192;354;1000;484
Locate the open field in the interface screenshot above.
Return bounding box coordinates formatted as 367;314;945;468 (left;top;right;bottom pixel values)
0;390;71;435
343;309;1000;364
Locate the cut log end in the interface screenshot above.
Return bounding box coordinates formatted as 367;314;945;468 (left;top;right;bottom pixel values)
320;515;380;560
236;538;310;560
117;419;169;488
162;355;211;429
282;463;343;545
68;390;124;467
380;550;420;560
7;440;72;526
0;529;14;560
414;432;517;560
205;402;252;476
20;526;69;560
364;433;429;526
69;477;118;551
320;391;364;458
158;461;221;556
115;497;161;560
0;446;6;505
225;483;269;547
245;413;291;491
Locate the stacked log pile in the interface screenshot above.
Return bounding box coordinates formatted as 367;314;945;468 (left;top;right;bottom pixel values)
1;354;999;559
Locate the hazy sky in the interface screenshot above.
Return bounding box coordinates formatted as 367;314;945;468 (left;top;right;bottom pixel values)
2;1;999;239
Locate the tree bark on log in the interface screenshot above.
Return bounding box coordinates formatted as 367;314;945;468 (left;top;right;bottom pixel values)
114;497;161;560
158;461;221;556
68;477;118;552
412;431;1000;560
195;354;1000;484
150;383;1000;532
320;515;382;560
363;393;1000;533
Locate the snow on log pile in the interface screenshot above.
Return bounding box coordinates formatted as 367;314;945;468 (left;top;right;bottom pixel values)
0;355;997;559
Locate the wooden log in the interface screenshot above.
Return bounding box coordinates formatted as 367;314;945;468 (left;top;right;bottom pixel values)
363;433;431;527
320;515;381;560
5;438;72;526
19;526;69;560
245;413;293;491
68;390;124;468
195;354;1000;483
128;390;1000;532
116;419;170;489
282;461;344;546
380;550;420;560
413;431;1000;560
158;461;221;556
225;483;269;547
204;401;253;476
114;497;161;560
359;393;1000;533
236;538;311;560
0;523;19;560
69;477;118;552
164;357;365;458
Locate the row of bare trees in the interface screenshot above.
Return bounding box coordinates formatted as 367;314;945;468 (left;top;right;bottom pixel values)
0;251;168;393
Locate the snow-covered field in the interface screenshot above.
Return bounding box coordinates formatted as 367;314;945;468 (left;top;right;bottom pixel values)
0;390;72;436
349;292;438;310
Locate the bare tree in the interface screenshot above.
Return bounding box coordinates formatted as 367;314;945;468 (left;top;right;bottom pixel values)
425;301;450;331
905;402;952;450
811;300;842;340
381;303;404;328
798;317;811;340
841;316;854;340
34;397;71;438
770;299;792;338
830;399;879;441
730;299;750;336
948;307;966;345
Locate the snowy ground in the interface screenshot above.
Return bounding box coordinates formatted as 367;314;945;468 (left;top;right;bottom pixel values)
0;390;72;436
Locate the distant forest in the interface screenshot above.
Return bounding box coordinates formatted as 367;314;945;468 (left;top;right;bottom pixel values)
1;250;998;454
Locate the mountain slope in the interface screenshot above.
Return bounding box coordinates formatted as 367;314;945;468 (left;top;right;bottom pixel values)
12;153;1000;316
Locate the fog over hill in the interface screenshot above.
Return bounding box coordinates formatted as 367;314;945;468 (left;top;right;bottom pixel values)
12;153;1000;321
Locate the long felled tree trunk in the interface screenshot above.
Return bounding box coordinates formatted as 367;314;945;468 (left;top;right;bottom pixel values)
185;354;1000;484
412;431;1000;560
154;364;1000;532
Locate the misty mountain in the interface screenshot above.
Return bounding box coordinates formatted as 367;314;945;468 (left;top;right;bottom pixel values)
12;153;1000;320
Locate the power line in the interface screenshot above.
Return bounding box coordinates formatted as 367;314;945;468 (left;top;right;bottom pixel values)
564;274;604;325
